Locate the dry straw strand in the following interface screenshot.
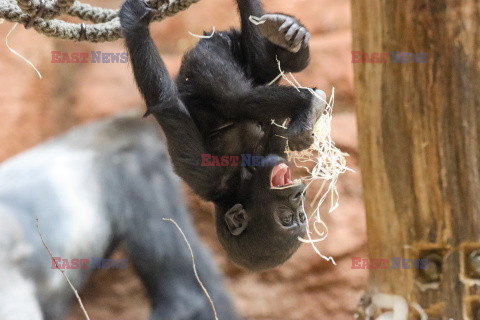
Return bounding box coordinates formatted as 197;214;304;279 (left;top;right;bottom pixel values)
271;119;288;129
35;217;90;320
270;58;352;265
411;302;428;320
162;218;218;320
188;26;215;38
5;23;42;79
248;15;265;26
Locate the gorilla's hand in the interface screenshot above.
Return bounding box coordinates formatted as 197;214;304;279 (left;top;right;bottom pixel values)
287;89;327;151
120;0;155;32
257;14;310;53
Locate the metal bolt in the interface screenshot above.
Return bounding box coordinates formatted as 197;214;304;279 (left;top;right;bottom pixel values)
468;250;480;278
419;252;442;283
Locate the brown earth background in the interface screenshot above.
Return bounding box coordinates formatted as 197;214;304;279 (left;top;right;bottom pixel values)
0;0;367;319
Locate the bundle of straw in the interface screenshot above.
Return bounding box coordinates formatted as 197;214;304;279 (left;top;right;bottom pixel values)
273;58;352;265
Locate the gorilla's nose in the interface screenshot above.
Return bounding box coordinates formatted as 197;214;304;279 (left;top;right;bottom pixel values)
298;211;307;224
297;211;307;236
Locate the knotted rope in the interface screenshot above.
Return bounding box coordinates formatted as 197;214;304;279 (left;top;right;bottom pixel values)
0;0;200;42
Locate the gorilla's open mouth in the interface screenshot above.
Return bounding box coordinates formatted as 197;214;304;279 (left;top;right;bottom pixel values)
270;163;302;188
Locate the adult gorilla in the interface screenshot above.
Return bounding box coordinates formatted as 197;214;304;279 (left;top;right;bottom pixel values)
0;112;238;320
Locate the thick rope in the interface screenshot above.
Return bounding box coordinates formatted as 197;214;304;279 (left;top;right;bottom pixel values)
17;0;76;20
0;0;200;42
67;2;119;23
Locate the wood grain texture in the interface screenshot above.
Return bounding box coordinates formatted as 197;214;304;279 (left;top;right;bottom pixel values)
351;0;480;318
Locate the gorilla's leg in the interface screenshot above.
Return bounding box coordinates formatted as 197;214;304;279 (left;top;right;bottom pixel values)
235;0;311;83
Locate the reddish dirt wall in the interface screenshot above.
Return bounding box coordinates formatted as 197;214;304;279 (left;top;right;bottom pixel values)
0;0;366;319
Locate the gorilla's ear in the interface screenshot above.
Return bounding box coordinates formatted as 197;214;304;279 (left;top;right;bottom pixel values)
225;204;248;236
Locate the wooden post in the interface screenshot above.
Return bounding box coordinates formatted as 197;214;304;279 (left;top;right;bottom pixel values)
351;0;480;318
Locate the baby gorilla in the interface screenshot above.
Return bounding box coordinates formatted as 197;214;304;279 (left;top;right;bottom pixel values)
120;0;326;271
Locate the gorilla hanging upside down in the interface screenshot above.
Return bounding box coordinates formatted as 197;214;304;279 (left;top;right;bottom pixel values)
120;0;326;271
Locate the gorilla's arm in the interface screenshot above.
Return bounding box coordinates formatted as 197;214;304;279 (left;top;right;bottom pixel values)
120;1;223;201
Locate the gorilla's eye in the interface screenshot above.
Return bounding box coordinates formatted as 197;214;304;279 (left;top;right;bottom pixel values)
281;213;294;226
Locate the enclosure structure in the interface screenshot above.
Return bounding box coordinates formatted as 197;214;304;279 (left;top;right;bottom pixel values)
352;0;480;318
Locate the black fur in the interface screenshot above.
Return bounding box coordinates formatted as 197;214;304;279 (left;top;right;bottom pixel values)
120;0;324;271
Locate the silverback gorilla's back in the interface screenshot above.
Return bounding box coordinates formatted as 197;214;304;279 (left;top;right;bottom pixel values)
0;111;238;320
